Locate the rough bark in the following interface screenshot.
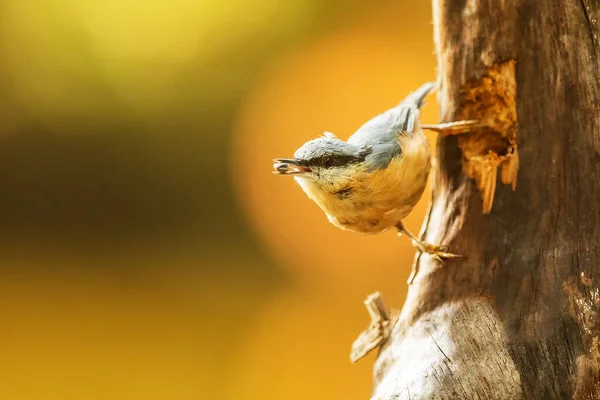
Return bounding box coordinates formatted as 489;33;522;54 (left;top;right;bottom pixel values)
369;1;600;399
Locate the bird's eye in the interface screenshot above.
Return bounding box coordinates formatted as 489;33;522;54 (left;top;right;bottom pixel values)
323;156;334;168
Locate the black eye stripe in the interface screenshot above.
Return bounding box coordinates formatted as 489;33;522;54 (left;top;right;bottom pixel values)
310;154;358;167
304;148;372;169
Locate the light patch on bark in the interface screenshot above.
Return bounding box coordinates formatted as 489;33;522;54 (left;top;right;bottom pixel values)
371;297;523;400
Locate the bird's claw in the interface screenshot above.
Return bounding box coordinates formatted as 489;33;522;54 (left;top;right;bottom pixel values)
410;240;462;261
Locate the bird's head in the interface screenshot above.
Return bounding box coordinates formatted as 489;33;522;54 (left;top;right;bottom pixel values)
273;133;372;190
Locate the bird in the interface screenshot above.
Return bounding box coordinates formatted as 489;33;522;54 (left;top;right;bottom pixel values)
273;82;476;283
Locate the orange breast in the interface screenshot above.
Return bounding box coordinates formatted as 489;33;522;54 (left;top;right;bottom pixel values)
319;132;431;234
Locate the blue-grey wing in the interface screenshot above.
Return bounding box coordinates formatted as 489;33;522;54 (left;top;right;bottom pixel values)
347;82;436;170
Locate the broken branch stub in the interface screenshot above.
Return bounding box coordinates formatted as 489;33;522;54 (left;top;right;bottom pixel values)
350;292;394;363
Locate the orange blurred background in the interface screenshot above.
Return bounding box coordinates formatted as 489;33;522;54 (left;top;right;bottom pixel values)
0;1;439;399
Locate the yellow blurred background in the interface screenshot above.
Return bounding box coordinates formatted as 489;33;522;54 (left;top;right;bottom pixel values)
0;1;438;399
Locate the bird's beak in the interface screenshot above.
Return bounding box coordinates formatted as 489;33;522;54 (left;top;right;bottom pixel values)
272;158;311;175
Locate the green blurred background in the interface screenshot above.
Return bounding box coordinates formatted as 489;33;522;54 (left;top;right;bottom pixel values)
0;1;438;399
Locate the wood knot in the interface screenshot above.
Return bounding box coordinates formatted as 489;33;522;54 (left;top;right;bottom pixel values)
563;273;600;399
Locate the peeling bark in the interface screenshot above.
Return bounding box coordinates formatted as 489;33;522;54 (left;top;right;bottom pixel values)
367;1;600;398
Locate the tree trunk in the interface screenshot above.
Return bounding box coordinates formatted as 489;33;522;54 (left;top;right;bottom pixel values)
367;1;600;398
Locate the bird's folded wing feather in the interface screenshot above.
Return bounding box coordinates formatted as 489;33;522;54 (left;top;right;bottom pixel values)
348;82;435;145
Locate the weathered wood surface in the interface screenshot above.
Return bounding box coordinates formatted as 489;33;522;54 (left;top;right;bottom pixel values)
371;1;600;398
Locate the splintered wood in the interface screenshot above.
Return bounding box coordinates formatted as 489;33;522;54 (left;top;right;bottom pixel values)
452;60;519;214
350;292;393;363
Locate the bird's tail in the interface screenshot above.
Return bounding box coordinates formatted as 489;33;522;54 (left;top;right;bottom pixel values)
394;82;437;133
402;82;437;109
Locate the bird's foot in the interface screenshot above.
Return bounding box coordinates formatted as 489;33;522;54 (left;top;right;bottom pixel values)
405;239;462;284
396;222;462;284
421;120;481;136
410;239;462;262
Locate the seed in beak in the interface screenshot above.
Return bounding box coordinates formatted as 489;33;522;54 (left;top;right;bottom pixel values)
274;162;289;173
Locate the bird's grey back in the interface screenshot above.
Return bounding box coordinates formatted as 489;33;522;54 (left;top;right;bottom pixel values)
348;82;436;170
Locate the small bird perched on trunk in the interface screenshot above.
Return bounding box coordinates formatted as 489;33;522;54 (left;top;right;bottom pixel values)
273;82;476;283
